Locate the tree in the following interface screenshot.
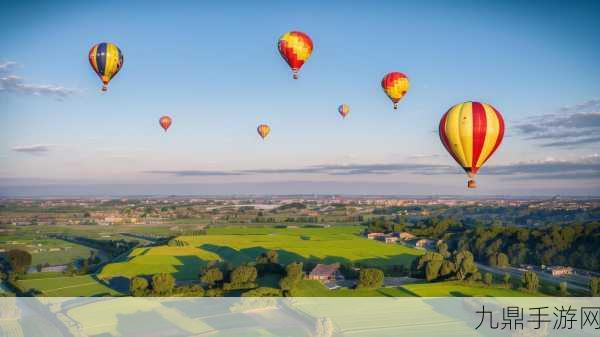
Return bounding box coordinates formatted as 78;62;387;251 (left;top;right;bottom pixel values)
356;268;384;289
503;273;511;288
242;287;281;297
230;265;258;285
279;262;304;293
201;267;223;288
483;272;493;286
7;249;32;274
590;277;599;297
130;277;149;296
558;282;568;296
439;260;456;278
437;242;450;258
496;253;509;268
256;250;278;264
152;273;175;295
224;265;258;290
522;271;539;293
425;260;443;282
454;250;479;281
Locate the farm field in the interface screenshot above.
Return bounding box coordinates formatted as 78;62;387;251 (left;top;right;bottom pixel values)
0;237;97;266
16;274;122;296
99;226;424;280
293;280;536;297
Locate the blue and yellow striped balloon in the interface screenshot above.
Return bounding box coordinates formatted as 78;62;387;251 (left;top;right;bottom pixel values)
88;42;123;91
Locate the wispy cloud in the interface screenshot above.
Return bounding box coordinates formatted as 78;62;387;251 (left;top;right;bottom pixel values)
11;144;53;155
515;99;600;147
145;155;600;181
144;170;244;177
0;61;78;100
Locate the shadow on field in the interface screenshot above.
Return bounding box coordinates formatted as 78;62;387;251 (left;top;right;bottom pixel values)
200;244;418;273
172;255;208;280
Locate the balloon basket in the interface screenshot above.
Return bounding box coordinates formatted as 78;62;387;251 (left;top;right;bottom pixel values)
467;180;477;189
101;85;108;92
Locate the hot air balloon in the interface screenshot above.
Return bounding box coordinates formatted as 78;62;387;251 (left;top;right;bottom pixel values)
278;31;313;79
439;101;505;189
338;104;350;118
257;124;270;139
159;116;172;132
88;42;124;91
381;72;410;109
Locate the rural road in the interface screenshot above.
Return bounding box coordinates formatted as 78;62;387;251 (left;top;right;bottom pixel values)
476;263;590;293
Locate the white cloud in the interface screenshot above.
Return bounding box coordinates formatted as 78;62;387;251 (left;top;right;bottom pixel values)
0;61;79;100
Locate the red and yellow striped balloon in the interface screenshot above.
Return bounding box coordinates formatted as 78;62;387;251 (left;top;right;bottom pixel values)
88;42;123;91
278;31;313;79
381;72;410;109
439;101;505;188
257;124;270;140
338;104;350;118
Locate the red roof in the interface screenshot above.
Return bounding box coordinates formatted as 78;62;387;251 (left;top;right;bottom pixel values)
309;263;340;277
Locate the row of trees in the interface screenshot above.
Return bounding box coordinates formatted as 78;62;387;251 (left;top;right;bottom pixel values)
415;250;481;282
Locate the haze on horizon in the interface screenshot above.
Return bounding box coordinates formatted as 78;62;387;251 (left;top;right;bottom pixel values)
1;1;599;197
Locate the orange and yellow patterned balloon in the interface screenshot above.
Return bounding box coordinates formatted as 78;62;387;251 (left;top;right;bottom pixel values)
88;42;123;91
338;104;350;118
381;72;410;109
257;124;270;139
439;101;505;189
278;31;313;79
159;116;172;132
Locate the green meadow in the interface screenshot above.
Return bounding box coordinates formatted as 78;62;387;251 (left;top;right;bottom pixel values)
16;274;122;296
293;280;538;297
100;226;424;280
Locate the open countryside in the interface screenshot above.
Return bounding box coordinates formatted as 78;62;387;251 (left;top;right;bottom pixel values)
2;196;598;299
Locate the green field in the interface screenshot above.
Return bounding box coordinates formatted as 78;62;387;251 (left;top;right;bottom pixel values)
293;280;537;297
0;237;98;266
16;274;122;296
99;226;424;280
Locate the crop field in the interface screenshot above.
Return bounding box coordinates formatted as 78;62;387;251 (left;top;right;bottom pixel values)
99;226;424;280
293;280;535;297
0;237;98;266
16;275;122;296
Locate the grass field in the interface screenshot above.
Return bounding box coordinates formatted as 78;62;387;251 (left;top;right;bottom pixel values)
99;226;424;280
292;280;538;297
0;237;97;266
16;274;122;296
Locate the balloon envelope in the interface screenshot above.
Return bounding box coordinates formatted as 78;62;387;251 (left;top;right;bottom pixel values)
159;116;172;131
381;72;409;109
89;42;123;91
439;101;505;188
278;31;313;79
338;104;350;118
257;124;270;139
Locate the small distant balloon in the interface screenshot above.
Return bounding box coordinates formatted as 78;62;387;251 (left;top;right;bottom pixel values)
278;31;313;79
257;124;270;139
338;104;350;118
381;72;410;109
89;42;123;92
159;116;172;132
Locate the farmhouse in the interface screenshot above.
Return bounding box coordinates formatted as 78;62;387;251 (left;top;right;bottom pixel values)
308;263;342;282
415;239;434;249
397;232;415;241
549;266;573;277
367;232;385;240
385;236;398;244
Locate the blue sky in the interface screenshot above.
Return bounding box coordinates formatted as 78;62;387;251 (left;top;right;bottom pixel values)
1;0;599;196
